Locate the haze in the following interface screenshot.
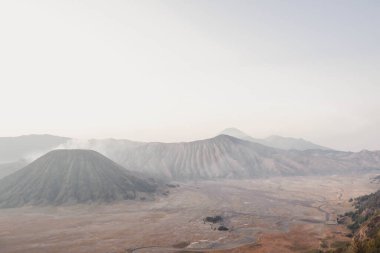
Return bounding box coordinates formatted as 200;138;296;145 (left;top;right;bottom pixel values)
0;0;379;151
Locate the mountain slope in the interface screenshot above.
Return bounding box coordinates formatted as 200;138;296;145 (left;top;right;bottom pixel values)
0;149;158;208
220;127;331;151
329;190;380;253
65;135;380;180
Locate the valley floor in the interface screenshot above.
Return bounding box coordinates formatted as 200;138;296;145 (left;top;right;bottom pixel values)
0;174;378;253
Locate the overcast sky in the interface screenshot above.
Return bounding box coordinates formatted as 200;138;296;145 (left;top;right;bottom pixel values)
0;0;379;151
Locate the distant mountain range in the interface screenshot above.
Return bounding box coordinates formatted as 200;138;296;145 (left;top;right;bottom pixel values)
0;149;159;208
0;130;379;181
0;134;69;163
0;160;27;179
0;128;331;164
69;134;379;180
220;128;331;151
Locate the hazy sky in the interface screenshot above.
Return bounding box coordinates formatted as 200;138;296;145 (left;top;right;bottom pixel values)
0;0;379;151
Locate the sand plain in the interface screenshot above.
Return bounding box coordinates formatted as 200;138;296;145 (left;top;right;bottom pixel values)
0;174;378;253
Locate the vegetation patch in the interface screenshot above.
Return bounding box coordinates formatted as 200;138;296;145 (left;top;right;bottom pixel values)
315;190;380;253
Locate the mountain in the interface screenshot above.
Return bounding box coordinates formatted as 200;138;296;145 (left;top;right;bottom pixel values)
0;134;70;163
65;135;380;180
220;127;331;151
1;133;379;182
0;149;158;208
219;128;261;143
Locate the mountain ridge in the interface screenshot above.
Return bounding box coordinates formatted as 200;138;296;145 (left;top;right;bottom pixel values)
0;134;70;163
1;133;380;182
220;127;332;151
63;134;380;180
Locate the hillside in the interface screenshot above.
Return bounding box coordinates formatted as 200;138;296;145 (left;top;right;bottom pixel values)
328;190;380;253
352;191;380;253
0;149;158;208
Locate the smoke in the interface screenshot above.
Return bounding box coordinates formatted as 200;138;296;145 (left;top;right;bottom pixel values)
22;138;142;165
56;139;93;150
56;139;117;156
53;138;142;163
23;149;56;163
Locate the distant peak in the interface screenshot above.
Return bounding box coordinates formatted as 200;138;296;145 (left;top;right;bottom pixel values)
220;127;250;137
221;127;245;132
219;127;259;143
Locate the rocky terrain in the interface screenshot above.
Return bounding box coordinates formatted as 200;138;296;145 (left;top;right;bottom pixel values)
0;149;159;208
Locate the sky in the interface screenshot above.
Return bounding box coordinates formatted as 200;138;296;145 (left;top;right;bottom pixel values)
0;0;379;151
